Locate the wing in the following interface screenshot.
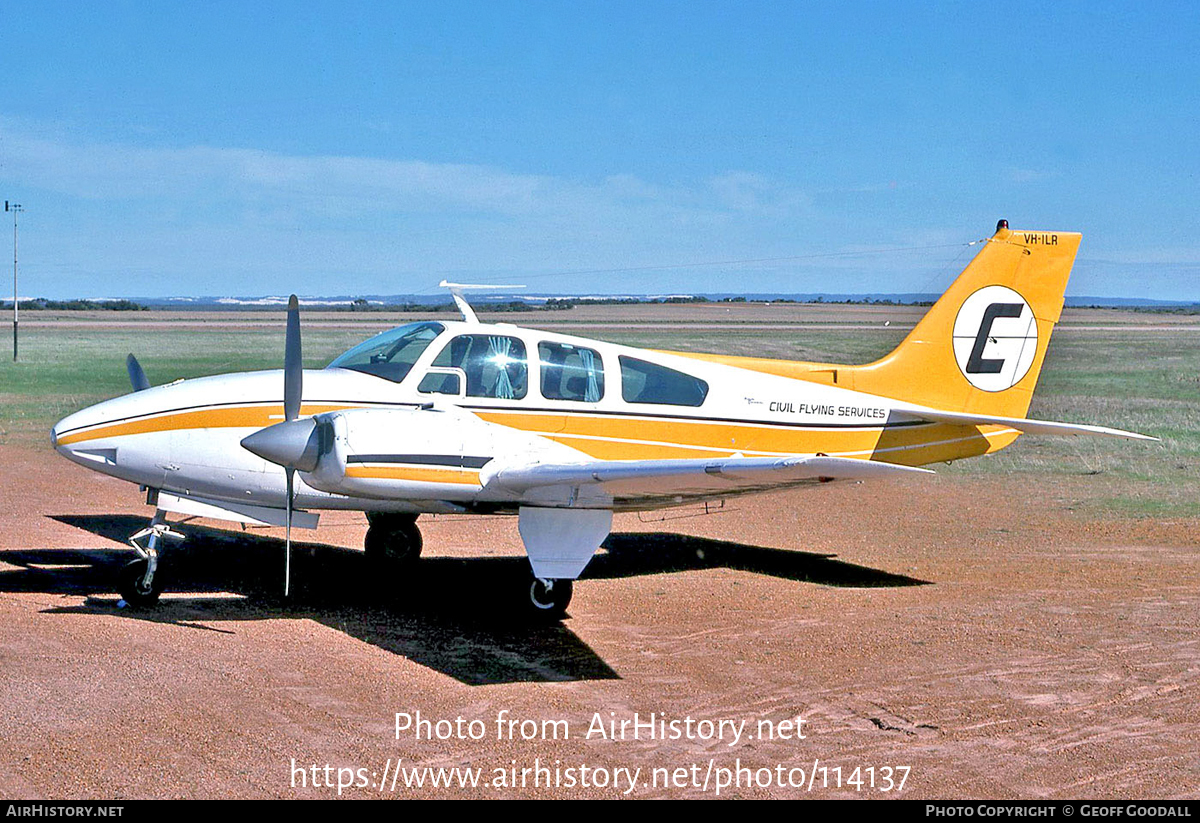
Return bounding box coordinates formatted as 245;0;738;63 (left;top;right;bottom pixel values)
482;454;932;508
157;491;320;530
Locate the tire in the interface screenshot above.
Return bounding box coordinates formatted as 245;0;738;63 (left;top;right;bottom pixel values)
526;577;573;621
117;558;164;607
364;518;423;571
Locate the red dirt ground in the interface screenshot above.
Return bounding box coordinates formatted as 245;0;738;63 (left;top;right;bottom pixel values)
1;445;1197;798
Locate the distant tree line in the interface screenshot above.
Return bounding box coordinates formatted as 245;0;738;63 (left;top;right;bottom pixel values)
1126;304;1200;315
0;298;147;311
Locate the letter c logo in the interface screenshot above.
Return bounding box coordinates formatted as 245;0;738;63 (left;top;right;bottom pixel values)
952;286;1038;392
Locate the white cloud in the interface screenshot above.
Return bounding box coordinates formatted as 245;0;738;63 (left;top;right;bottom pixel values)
0;119;810;224
0;119;842;295
10;120;1094;298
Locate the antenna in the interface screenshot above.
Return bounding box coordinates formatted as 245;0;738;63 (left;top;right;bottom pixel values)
438;280;526;324
5;201;23;362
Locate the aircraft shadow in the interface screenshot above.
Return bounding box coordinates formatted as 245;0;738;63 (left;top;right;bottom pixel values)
595;532;929;588
7;514;928;685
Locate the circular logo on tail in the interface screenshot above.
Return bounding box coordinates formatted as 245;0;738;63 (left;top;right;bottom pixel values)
952;285;1037;392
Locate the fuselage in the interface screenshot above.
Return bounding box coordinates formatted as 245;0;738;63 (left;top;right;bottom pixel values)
51;319;1014;514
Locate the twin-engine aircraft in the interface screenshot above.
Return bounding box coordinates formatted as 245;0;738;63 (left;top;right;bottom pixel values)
52;221;1154;619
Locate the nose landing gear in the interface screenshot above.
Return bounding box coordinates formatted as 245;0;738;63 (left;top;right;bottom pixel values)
118;510;185;607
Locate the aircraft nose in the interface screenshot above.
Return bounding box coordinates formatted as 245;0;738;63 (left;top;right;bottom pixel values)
51;410;82;454
51;402;119;462
50;398;141;476
50;405;102;465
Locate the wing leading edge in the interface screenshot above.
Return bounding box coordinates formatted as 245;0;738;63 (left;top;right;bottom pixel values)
483;454;932;505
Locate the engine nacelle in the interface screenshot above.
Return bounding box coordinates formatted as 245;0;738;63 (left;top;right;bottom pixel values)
300;406;568;502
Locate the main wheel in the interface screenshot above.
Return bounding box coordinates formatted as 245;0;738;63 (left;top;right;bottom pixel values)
364;515;423;572
526;577;573;621
117;558;164;607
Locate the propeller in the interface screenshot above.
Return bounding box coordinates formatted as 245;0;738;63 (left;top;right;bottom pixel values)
126;354;151;392
283;295;301;597
239;295;314;597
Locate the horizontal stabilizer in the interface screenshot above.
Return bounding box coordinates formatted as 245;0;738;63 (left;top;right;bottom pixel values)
900;408;1158;441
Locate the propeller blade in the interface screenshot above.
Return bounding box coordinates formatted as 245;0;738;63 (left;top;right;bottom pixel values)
284;295;302;422
277;295;303;596
284;467;294;597
126;354;151;392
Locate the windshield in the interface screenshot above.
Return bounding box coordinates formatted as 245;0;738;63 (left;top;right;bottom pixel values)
326;322;445;383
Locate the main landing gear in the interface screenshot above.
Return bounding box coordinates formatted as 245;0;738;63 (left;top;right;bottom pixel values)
364;512;424;573
527;576;573;621
363;512;574;620
118;510;185;607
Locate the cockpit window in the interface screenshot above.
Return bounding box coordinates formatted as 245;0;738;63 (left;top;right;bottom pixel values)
432;334;528;399
327;322;445;383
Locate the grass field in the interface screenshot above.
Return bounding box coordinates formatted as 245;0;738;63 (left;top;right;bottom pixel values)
1;306;1196;516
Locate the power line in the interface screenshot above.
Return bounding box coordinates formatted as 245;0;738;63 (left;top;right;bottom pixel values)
426;240;986;288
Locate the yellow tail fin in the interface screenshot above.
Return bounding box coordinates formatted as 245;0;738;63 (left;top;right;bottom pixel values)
845;222;1081;417
669;222;1082;418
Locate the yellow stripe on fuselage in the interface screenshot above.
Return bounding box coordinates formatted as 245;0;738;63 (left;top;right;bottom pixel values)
55;403;358;447
344;465;482;486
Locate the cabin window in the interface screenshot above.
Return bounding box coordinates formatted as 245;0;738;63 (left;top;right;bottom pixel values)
619;356;708;407
432;334;528;400
417;369;462;396
326;322;445;383
538;341;604;402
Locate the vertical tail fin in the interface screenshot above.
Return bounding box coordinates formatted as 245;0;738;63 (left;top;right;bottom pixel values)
843;221;1082;418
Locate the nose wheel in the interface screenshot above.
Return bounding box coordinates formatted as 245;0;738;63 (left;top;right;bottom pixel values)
118;557;166;606
118;510;184;607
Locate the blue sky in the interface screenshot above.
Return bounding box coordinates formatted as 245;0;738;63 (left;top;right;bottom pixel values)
1;1;1198;299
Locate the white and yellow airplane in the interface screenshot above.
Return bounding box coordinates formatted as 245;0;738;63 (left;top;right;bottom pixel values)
51;221;1154;618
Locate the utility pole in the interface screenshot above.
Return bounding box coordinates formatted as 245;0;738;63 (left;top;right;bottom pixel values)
5;201;21;361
